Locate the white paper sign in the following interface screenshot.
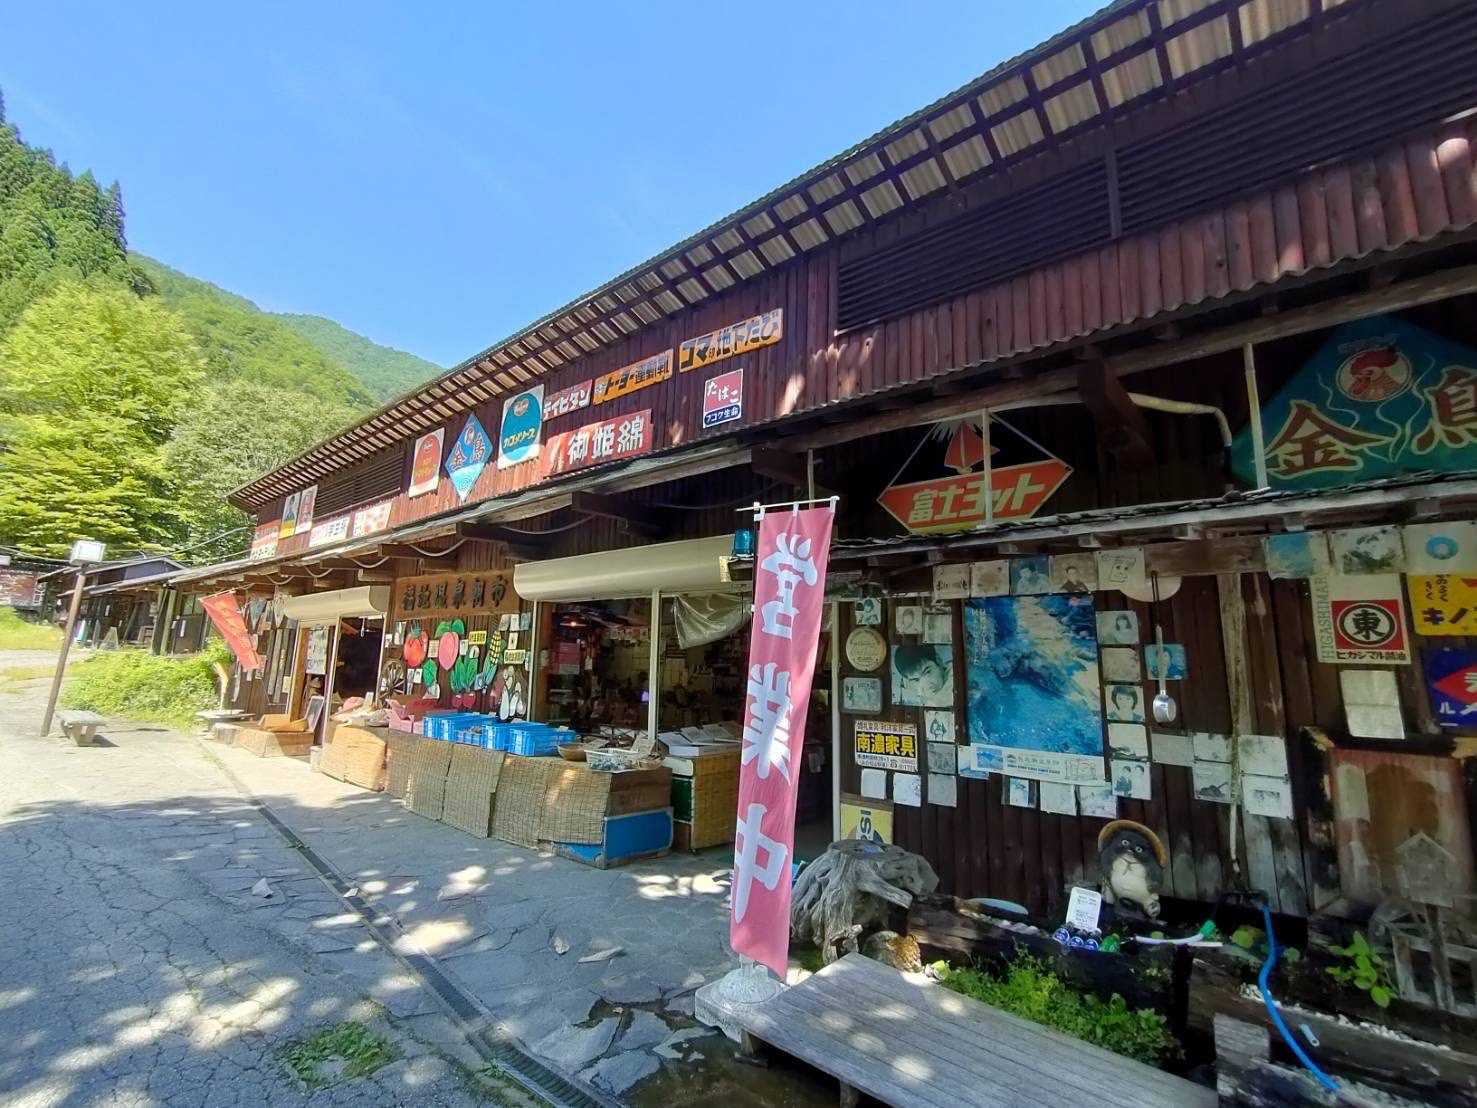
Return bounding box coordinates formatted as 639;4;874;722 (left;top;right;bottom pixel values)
1192;732;1231;763
1237;734;1288;778
1241;772;1294;819
928;774;958;808
958;744;990;779
933;563;970;600
893;773;922;807
1065;886;1103;933
1150;731;1195;767
1039;781;1078;816
860;768;888;799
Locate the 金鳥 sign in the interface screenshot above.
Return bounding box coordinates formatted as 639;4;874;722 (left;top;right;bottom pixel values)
1310;575;1410;663
497;384;544;469
543;409;652;476
445;413;492;501
593;350;671;405
1231;315;1477;489
202;591;263;671
879;417;1071;534
679;308;782;373
408;428;444;498
543;379;592;420
731;504;834;977
702;367;744;428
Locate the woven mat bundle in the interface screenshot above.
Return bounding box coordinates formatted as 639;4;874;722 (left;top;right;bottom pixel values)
539;764;612;845
442;747;505;838
406;740;454;820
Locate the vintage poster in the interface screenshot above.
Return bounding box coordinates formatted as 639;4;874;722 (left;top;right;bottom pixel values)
890;644;954;708
877;417;1070;535
1263;532;1330;580
408;428;445;497
497;384;544;469
970;560;1009;597
278;491;301;539
307;515;350;549
678;308;782;373
1406;522;1477;574
840;677;882;713
1143;643;1187;679
839;795;892;844
1330;526;1405;574
296;484;318;535
351;499;394;538
542;408;653;477
1427;648;1477;728
1310;574;1411;662
445;413;492;501
1010;556;1051;595
1049;555;1097;594
202;592;263;671
250;521;279;560
924;709;956;743
1096;610;1139;645
1410;574;1477;636
893;773;922;807
1095;547;1147;593
853;719;919;772
731;504;834;978
542;379;592;421
594;350;672;405
701;367;744;428
1340;669;1405;740
1230;315;1477;490
933;563;970;600
964;594;1106;785
304;625;330;676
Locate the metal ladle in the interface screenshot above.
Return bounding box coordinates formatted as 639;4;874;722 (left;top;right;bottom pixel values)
1150;571;1178;724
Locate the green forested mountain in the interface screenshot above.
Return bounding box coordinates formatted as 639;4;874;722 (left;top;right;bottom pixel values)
0;92;441;560
276;312;439;401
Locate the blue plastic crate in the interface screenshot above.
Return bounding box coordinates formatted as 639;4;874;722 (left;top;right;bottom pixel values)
552;808;673;868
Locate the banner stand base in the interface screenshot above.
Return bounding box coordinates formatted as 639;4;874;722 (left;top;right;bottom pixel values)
694;961;786;1043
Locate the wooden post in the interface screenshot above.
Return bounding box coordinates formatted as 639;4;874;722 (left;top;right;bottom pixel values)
830;600;842;843
39;568;87;736
980;410;994;525
647;587;661;744
1243;343;1269;490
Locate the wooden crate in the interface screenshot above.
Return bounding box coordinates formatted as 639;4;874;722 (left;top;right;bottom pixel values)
667;748;739;850
236;727;313;758
549;808;673;869
318;725;388;791
607;768;673;817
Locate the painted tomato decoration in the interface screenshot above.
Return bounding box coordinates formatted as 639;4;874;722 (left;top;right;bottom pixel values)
402;623;427;668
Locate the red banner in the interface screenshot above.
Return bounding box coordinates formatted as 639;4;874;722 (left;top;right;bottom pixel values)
730;505;834;976
202;591;263;671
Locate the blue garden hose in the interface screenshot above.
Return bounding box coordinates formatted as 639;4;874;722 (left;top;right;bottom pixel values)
1257;902;1339;1094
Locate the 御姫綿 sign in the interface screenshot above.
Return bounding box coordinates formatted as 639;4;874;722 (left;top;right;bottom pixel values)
1310;574;1410;663
497;384;544;469
543;409;653;476
854;719;919;772
678;309;782;373
593;350;671;404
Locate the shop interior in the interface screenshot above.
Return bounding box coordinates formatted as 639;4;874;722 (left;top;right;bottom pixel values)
332;616;384;707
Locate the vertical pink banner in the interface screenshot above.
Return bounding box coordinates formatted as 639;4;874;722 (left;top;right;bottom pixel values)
730;504;834;977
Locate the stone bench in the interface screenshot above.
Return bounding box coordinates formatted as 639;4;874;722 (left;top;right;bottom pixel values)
58;710;105;746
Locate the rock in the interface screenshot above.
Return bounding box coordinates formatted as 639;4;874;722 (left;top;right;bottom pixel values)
251;878;273;898
581;1051;659;1095
578;945;622;964
552;935;570;955
599;974;662;1005
654;1026;713;1060
532;1017;618;1072
618;1010;669;1051
862;930;923;973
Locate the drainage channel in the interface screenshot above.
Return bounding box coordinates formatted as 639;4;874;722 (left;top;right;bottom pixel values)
195;740;614;1108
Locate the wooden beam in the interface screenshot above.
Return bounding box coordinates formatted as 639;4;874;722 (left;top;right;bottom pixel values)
751;447;810;490
569;491;668;538
1077;361;1154;466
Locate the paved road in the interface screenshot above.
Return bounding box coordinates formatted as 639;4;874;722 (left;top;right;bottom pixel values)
0;654;513;1107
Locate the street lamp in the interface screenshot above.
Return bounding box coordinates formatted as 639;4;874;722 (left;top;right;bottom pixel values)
39;538;106;736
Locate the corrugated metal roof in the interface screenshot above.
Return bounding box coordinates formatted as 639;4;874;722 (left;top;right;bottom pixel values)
231;0;1387;510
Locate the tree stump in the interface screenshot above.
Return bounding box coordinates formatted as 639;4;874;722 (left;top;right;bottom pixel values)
791;840;939;964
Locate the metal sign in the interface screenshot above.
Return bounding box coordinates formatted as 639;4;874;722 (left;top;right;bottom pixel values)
543;408;653;476
878;417;1071;534
593;350;672;404
854;719;919;772
543;379;592;420
1310;574;1410;663
1231;315;1477;489
678;309;782;373
1427;648;1477;727
445;413;492;501
497;384;544;469
702;367;744;428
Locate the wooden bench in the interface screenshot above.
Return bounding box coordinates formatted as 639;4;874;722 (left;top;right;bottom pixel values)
735;953;1216;1108
58;710;105;746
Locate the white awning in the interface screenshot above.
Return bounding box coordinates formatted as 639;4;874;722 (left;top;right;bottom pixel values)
513;536;738;603
281;585;391;624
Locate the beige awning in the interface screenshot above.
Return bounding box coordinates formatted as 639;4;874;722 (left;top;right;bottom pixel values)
513;536;737;603
281;585;391;624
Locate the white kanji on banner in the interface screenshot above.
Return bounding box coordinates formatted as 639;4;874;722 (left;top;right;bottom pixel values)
741;662;795;781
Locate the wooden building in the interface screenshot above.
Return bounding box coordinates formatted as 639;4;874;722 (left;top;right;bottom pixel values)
177;0;1477;927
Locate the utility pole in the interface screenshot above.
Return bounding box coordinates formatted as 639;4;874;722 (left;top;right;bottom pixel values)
39;539;105;736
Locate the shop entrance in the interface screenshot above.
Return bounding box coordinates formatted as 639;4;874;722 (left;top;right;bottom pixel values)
542;599;652;735
331;616;384;707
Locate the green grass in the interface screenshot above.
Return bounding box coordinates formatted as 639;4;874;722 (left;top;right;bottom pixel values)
0;608;63;651
61;640;232;729
0;663;54;691
935;955;1178;1067
279;1022;396;1089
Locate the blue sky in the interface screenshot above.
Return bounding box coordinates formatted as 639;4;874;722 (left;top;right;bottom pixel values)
1;2;1099;368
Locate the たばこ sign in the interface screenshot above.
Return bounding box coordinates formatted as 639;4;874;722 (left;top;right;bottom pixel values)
702;368;744;428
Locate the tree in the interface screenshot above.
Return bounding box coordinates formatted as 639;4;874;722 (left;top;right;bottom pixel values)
164;379;360;559
0;281;203;556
